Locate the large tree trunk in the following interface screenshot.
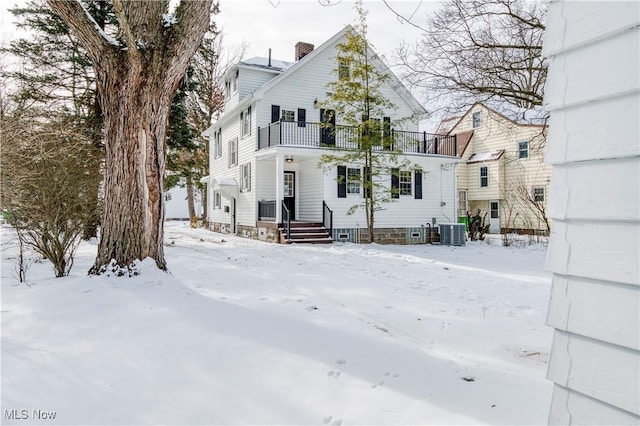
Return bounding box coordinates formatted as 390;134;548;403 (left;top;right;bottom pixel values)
47;0;213;274
90;68;171;272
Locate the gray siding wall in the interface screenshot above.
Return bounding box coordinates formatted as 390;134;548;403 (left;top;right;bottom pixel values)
543;1;640;423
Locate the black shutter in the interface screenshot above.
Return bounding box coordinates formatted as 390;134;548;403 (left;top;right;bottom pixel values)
415;170;422;199
391;168;399;199
297;108;306;127
337;166;347;198
383;117;391;150
271;105;280;123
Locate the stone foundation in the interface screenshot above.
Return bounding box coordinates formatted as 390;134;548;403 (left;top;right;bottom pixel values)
333;227;440;244
237;225;258;239
207;222;441;245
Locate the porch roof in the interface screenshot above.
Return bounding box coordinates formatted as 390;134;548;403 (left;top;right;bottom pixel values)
212;176;238;200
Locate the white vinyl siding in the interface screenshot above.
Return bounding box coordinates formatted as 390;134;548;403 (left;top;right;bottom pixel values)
325;156;457;229
543;1;640;423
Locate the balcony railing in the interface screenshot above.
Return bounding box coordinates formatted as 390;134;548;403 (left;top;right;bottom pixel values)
257;121;457;156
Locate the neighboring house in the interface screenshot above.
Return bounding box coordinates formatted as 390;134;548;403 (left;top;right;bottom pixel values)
446;103;550;234
201;26;459;244
164;179;202;221
543;1;639;424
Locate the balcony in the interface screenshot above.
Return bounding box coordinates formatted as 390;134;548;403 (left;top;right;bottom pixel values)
257;121;458;157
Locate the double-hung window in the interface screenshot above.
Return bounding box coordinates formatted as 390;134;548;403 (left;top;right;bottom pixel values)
533;186;545;203
472;111;481;128
338;57;350;80
214;129;222;159
518;140;529;159
228;138;238;167
347;167;361;195
241;106;252;138
399;170;412;196
213;191;221;209
480;166;489;188
240;162;251;192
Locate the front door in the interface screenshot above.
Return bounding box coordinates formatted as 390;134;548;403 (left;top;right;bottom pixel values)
320;109;335;146
489;200;500;233
284;171;295;220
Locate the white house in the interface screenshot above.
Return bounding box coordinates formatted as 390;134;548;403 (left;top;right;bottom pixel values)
202;26;459;244
543;0;639;423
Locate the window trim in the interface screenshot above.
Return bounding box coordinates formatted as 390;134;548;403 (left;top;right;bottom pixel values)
241;106;252;138
518;140;530;160
472;111;481;128
346;167;361;195
228;137;238;167
532;186;545;203
399;170;412;196
479;166;489;188
213;191;221;209
214;128;222;159
281;109;295;122
338;57;350;80
240;162;251;192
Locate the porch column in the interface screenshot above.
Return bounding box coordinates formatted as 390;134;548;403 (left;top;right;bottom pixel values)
275;154;283;223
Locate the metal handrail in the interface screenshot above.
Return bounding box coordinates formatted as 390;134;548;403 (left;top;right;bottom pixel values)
257;121;458;156
322;201;333;240
281;201;291;242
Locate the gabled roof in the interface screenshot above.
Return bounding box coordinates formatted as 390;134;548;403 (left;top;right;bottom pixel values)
215;25;426;127
455;130;474;157
446;102;548;136
238;56;294;73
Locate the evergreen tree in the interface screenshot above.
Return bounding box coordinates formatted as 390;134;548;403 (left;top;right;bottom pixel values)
3;0;113;239
166;66;202;222
318;1;415;243
47;0;213;273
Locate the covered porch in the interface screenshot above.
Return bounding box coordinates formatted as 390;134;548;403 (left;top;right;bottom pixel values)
255;148;333;241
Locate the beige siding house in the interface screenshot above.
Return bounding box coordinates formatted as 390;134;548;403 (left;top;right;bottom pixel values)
447;103;550;234
543;0;639;423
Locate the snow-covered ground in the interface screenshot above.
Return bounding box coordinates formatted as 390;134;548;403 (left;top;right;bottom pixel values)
1;223;553;425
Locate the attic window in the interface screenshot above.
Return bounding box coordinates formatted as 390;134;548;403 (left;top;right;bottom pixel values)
233;70;239;92
338;57;350;80
472;111;481;128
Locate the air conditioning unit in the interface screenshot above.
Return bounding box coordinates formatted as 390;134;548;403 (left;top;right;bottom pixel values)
439;223;466;246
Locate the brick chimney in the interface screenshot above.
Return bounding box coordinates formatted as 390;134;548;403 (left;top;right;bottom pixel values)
295;42;314;61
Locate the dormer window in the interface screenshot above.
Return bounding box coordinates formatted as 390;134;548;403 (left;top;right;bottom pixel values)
233;70;239;92
338;57;350;80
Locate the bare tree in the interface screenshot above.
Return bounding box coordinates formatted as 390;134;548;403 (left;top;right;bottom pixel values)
46;0;213;274
391;0;547;120
1;112;102;277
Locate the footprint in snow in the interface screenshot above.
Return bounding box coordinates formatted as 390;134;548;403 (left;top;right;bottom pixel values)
322;416;343;425
372;372;399;388
327;359;346;379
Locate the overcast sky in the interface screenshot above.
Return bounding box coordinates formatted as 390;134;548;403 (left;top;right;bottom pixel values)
1;0;438;63
0;1;441;124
